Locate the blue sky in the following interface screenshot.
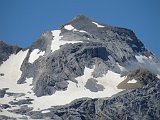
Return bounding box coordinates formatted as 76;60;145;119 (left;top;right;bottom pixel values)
0;0;160;56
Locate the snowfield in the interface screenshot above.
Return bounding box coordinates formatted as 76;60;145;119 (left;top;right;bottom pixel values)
28;49;45;63
51;30;82;52
26;66;126;110
0;50;33;118
0;50;29;90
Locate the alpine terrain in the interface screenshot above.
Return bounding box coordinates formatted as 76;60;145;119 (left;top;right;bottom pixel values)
0;15;160;120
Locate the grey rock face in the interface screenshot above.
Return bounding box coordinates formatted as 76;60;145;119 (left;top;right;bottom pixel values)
0;115;16;120
85;78;104;92
9;99;33;106
8;105;33;115
0;40;22;65
0;89;6;98
0;104;11;109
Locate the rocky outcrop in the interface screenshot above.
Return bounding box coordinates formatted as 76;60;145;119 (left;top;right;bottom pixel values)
0;40;22;65
0;89;6;98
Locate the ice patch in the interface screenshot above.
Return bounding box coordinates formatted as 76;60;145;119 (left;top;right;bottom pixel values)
127;79;137;83
51;30;82;52
157;74;160;79
28;49;45;63
92;22;105;28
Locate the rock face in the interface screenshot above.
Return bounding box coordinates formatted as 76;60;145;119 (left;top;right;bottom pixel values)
0;89;6;98
0;15;160;119
0;40;22;65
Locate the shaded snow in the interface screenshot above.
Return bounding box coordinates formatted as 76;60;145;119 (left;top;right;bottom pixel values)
28;49;45;63
92;22;105;28
51;30;82;52
127;79;137;83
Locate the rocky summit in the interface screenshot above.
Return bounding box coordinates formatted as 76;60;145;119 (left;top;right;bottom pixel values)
0;15;160;120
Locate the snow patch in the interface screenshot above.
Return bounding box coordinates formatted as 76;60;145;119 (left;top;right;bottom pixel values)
127;79;137;83
149;56;153;60
92;22;105;28
157;74;160;79
64;24;77;31
41;110;50;113
51;30;82;52
28;49;45;63
64;25;74;30
64;24;88;33
79;30;88;33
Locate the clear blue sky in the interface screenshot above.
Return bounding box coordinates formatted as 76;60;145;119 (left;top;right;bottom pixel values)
0;0;160;56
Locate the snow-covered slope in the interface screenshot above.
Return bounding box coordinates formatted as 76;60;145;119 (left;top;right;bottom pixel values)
0;50;29;88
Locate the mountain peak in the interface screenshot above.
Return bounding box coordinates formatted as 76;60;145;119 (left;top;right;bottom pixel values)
72;14;91;22
61;14;92;28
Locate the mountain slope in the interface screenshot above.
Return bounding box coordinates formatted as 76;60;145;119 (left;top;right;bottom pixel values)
0;15;160;119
